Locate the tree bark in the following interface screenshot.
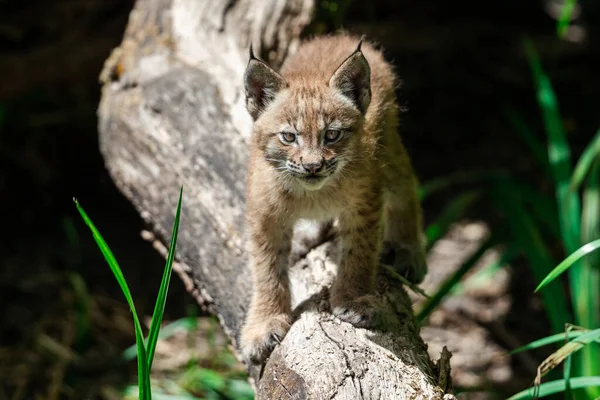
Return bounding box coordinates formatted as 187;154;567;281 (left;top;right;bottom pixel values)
98;0;455;398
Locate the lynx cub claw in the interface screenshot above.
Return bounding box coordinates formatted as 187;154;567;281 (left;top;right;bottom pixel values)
381;241;428;284
331;294;380;328
240;314;291;365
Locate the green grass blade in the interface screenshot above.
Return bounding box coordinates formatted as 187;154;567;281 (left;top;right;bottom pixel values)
523;37;581;255
569;129;600;192
537;328;600;381
568;328;600;347
146;186;183;370
536;328;600;385
564;350;573;399
424;190;481;248
507;377;600;400
416;235;496;323
123;317;196;361
564;324;577;399
557;0;578;38
523;42;586;383
508;330;593;355
490;179;572;333
74;199;151;399
578;159;600;397
581;161;600;265
535;239;600;292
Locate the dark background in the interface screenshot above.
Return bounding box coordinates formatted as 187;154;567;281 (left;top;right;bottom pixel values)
1;0;598;398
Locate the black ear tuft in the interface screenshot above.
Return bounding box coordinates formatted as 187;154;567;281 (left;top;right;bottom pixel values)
355;36;364;52
329;41;371;114
244;50;287;120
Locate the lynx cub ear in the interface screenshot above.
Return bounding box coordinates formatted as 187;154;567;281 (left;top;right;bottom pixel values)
329;39;371;114
244;45;287;120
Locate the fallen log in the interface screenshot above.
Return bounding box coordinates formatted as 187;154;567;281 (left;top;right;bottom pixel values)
98;0;454;398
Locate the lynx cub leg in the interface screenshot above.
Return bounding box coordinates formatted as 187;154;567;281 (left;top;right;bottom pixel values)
240;213;293;364
381;175;428;284
330;195;383;327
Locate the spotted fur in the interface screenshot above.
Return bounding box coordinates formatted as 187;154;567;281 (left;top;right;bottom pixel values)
240;34;426;365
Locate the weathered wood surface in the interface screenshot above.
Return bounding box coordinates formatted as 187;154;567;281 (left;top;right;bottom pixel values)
98;0;455;398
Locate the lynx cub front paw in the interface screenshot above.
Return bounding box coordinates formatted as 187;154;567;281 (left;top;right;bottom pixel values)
381;241;428;284
240;314;291;364
330;294;380;328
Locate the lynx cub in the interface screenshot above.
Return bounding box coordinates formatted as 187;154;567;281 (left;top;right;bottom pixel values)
240;34;426;364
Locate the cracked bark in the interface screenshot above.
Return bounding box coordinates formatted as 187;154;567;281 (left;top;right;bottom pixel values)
98;0;455;398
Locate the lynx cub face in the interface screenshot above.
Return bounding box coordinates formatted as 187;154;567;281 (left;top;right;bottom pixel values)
245;44;371;191
240;35;426;366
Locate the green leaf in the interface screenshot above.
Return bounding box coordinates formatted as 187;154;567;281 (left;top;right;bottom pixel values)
557;0;578;38
123;317;196;361
75;199;151;399
509;328;600;355
578;159;600;396
147;186;183;370
523;41;588;382
524;38;581;255
569;129;600;192
580;160;600;267
535;239;600;292
534;328;600;384
507;377;600;400
564;350;572;399
564;324;584;399
523;39;600;389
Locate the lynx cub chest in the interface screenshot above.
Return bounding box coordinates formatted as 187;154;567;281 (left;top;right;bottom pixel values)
240;34;426;365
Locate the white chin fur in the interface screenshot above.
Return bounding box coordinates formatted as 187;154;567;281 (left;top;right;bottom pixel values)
299;177;329;191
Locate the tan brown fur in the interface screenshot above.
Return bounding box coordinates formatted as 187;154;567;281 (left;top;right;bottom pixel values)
240;34;426;364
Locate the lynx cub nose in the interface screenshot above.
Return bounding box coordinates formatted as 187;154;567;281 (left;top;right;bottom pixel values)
302;161;323;174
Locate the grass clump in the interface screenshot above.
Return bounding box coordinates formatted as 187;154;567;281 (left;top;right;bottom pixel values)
75;186;183;400
416;37;600;398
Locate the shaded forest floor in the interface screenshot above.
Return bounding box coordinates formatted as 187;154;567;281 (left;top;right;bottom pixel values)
2;0;600;399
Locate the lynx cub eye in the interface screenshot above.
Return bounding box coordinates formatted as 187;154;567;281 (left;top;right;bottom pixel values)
280;132;297;144
325;129;342;143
